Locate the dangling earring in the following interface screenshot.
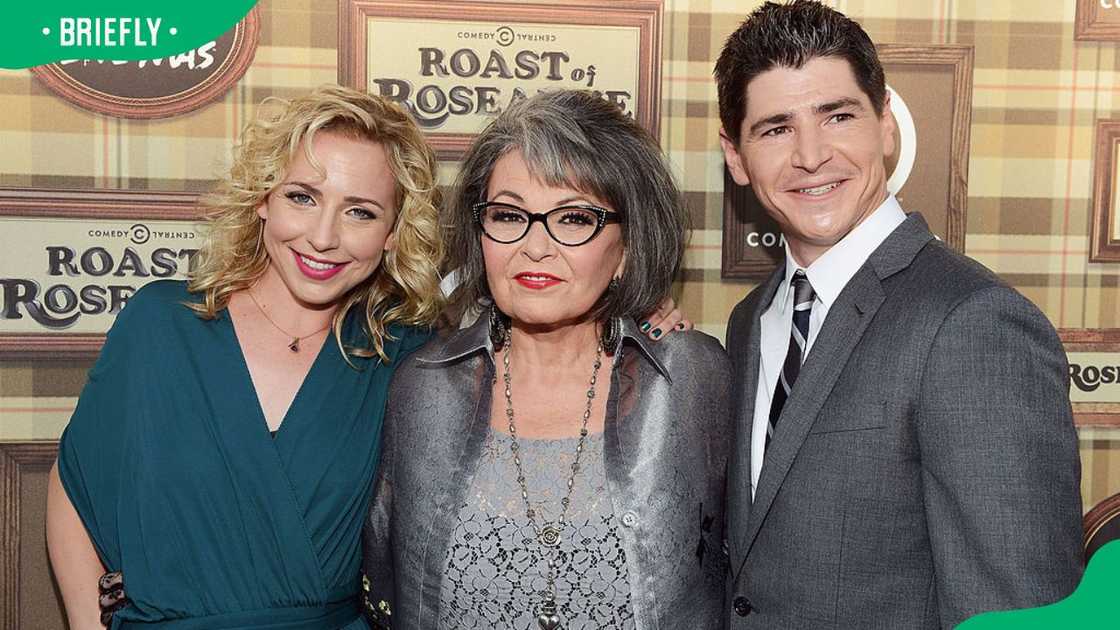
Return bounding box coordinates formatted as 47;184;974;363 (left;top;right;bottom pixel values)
489;305;509;350
601;277;622;352
601;317;621;353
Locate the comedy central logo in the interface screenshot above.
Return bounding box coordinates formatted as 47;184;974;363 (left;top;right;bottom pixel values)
86;223;152;244
130;223;150;244
85;223;195;245
455;24;556;48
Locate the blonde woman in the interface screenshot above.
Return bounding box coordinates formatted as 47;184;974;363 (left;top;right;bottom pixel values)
46;86;443;630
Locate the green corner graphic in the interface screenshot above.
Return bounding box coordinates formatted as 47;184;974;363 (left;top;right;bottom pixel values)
958;540;1120;628
3;1;258;69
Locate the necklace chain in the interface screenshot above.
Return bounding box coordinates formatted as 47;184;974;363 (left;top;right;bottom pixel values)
246;289;331;353
502;339;603;629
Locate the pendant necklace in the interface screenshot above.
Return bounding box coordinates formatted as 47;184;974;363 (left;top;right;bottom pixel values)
247;289;330;353
502;339;603;630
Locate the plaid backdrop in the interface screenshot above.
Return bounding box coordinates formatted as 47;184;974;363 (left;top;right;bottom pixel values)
1;0;1118;512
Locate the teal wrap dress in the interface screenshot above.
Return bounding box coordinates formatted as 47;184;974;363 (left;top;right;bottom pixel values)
57;280;430;629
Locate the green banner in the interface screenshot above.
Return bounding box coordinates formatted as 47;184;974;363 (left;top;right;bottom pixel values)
2;1;258;69
958;540;1119;628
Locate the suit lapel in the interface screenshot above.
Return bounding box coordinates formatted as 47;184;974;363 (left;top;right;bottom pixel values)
734;213;936;569
740;268;885;556
728;267;785;561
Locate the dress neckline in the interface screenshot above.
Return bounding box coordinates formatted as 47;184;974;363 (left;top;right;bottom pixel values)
221;307;334;442
489;427;605;444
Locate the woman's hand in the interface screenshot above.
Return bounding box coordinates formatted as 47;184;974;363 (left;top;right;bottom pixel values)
639;296;692;340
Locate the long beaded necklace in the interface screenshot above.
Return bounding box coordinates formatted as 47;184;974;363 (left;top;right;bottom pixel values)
501;340;603;630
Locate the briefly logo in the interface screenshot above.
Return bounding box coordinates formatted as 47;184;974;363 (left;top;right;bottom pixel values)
29;7;260;119
1070;363;1120;392
53;17;168;48
496;26;515;47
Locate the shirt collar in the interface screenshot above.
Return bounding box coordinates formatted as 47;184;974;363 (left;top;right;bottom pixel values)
778;194;907;309
417;304;671;381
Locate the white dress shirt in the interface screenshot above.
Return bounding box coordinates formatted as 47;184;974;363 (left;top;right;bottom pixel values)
749;195;907;496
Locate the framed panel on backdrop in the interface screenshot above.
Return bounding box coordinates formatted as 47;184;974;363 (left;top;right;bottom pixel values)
0;442;61;630
338;0;663;159
0;188;202;359
721;44;974;280
1076;0;1120;41
30;7;260;119
1090;120;1120;262
1060;328;1120;427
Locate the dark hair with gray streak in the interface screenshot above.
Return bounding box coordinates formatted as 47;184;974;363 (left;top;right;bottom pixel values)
446;89;688;322
715;0;886;143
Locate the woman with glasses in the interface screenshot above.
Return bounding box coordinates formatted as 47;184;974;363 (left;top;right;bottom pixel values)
361;89;731;629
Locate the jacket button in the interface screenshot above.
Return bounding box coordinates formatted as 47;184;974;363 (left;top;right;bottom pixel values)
733;596;752;617
621;511;638;527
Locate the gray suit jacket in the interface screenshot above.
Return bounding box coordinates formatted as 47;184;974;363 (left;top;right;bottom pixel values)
725;214;1083;629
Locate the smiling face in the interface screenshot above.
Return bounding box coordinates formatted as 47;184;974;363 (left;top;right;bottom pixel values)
256;130;398;310
720;56;894;266
481;150;625;330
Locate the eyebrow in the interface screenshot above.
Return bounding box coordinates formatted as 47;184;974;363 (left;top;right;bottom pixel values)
747;97;866;137
284;181;386;210
748;112;792;137
490;189;525;204
817;97;864;114
490;190;592;207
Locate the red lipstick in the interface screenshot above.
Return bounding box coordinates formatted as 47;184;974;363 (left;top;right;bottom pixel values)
514;272;563;290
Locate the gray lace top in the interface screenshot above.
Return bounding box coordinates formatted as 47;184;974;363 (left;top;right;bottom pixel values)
437;428;636;629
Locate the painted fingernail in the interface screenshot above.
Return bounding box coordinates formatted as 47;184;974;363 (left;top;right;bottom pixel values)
640;322;651;332
651;328;662;338
676;322;685;330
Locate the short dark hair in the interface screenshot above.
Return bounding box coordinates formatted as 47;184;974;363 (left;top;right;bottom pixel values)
446;89;688;322
715;0;886;143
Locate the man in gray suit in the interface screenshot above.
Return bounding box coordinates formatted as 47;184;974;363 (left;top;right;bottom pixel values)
715;1;1084;627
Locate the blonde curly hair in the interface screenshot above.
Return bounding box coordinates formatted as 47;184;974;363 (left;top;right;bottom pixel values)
187;85;444;362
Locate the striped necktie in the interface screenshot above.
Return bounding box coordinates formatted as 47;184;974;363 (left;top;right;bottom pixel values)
766;270;815;450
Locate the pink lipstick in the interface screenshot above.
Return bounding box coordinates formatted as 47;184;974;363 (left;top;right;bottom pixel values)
292;249;348;281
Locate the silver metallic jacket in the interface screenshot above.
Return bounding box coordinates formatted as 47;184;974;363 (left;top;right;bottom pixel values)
361;313;731;629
